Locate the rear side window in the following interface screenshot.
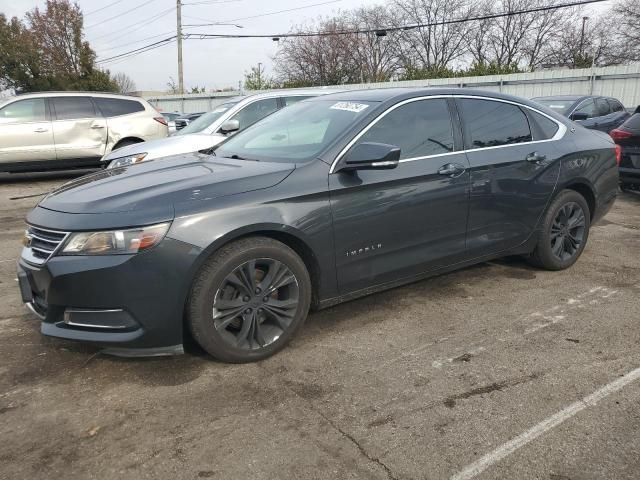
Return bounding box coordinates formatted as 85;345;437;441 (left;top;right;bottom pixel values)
458;99;532;149
0;98;46;123
528;110;559;140
357;98;454;159
607;99;624;112
94;98;145;117
52;97;96;120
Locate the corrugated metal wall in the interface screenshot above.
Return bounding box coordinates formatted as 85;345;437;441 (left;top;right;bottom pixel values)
146;63;640;113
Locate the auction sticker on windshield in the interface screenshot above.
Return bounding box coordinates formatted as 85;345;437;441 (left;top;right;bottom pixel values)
330;102;369;113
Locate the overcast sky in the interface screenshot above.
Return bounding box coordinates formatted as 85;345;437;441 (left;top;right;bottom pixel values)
0;0;612;93
0;0;380;92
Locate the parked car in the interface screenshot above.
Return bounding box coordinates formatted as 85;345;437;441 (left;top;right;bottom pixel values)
610;111;640;191
102;89;340;168
160;111;182;133
173;112;205;131
532;95;630;133
0;92;168;172
18;88;618;362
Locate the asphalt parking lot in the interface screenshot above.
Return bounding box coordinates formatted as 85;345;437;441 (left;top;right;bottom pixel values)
1;173;639;480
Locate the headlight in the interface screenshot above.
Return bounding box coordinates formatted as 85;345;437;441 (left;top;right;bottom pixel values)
61;223;170;255
107;152;148;169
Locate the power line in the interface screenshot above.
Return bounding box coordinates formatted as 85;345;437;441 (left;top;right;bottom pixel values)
97;30;176;53
182;0;242;5
95;0;609;65
85;0;159;29
182;0;344;27
85;0;126;16
91;7;175;42
98;37;176;64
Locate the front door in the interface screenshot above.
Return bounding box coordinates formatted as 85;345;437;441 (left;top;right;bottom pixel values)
50;96;107;161
456;98;561;258
329;98;470;294
0;98;55;165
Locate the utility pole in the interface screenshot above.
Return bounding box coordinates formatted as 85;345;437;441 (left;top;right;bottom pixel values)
579;16;589;60
257;62;262;90
177;0;184;94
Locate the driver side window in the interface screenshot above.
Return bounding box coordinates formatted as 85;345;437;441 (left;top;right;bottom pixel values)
0;98;46;124
225;98;278;133
573;100;597;119
354;99;454;160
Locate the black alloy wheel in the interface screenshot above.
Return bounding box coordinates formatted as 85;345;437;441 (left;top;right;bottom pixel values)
527;189;591;271
549;202;586;261
212;258;300;350
188;237;311;363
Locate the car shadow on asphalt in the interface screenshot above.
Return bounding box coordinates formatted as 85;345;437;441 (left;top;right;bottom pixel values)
0;169;99;184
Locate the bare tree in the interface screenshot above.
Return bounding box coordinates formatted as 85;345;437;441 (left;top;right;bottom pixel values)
113;72;136;93
611;0;640;61
274;16;359;86
393;0;473;72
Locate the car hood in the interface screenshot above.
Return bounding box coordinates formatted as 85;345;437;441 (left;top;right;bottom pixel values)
38;152;295;216
103;133;226;162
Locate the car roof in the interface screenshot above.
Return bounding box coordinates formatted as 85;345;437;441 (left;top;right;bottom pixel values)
308;87;560;110
12;91;145;100
533;95;587;101
242;88;345;100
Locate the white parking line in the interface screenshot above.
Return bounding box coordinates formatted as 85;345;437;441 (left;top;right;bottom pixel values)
450;366;640;480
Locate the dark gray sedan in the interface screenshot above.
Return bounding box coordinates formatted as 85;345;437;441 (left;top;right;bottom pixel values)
18;88;619;362
533;95;630;133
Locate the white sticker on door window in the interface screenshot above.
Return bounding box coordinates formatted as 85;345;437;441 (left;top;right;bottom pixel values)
330;102;369;113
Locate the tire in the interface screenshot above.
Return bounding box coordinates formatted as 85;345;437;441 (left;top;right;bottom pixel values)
527;189;591;271
187;237;311;363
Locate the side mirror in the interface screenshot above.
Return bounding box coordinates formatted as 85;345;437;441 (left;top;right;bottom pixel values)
337;142;401;172
570;112;588;121
219;119;240;135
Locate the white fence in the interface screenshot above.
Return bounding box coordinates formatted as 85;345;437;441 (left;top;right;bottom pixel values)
146;63;640;114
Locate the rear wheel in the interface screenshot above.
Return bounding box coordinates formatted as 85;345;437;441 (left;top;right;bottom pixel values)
527;189;590;271
187;237;311;363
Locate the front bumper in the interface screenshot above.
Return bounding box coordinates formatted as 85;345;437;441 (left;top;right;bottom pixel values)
17;237;202;354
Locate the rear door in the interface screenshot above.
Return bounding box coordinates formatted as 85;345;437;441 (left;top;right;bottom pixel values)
50;96;107;161
0;97;55;165
329;97;470;293
457;97;562;258
607;98;630;131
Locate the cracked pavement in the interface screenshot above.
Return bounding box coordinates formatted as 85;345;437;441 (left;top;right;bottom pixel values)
1;171;639;480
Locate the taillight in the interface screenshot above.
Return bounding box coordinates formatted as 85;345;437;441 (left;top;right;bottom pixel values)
154;116;168;126
615;144;622;166
610;128;633;142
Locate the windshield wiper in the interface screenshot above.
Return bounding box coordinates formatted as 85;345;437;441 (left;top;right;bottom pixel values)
224;154;259;161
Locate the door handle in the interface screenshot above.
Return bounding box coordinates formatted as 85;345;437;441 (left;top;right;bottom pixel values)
526;152;547;163
438;163;466;177
90;125;105;129
33;128;48;133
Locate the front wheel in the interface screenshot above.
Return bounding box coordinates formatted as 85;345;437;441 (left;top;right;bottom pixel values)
527;189;591;271
187;237;311;363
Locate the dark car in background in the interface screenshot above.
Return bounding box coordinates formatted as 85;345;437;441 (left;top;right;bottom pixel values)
533;95;630;133
610;111;640;191
173;112;205;131
17;88;618;362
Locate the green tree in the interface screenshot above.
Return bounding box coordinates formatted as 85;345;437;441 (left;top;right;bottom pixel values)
243;64;274;90
0;1;117;93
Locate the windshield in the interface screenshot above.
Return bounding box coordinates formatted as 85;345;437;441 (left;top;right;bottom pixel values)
175;101;240;135
215;99;376;163
533;99;576;115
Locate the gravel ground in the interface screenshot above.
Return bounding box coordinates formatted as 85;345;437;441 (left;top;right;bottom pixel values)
1;172;639;480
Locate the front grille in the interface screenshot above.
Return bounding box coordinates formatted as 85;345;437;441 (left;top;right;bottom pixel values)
22;225;70;265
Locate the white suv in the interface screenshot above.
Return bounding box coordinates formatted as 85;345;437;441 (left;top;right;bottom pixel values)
0;92;168;172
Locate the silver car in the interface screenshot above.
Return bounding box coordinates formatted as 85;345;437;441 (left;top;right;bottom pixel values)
103;89;341;168
0;92;168;172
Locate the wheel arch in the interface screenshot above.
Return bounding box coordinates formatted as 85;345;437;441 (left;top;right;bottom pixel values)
111;136;145;151
562;180;596;220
